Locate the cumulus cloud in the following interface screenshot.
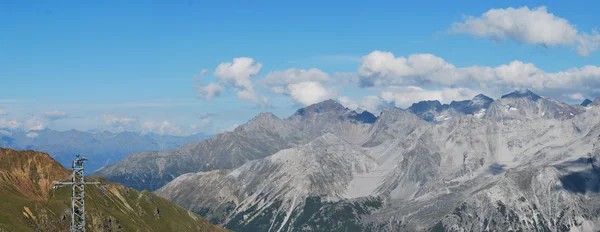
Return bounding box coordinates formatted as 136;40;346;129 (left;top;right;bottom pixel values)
262;68;338;105
357;50;600;102
43;110;68;121
215;57;262;89
0;108;7;116
287;81;337;106
24;117;45;131
0;115;46;132
0;118;21;130
379;86;480;108
101;114;137;131
577;31;600;57
338;96;383;114
196;57;270;106
196;83;224;100
358;51;454;87
449;6;600;56
214;57;269;106
263;68;330;90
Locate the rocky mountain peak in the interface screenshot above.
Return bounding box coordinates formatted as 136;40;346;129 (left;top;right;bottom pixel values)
589;97;600;107
292;99;347;117
237;112;285;132
407;100;442;113
500;89;541;101
471;94;494;106
255;112;279;120
581;99;593;106
346;111;378;124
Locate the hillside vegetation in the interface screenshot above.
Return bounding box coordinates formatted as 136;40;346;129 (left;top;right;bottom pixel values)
0;148;228;232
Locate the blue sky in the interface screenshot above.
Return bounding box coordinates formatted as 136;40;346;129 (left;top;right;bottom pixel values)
1;0;600;135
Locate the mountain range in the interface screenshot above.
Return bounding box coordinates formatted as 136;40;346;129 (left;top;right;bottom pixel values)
98;89;600;231
0;129;210;174
93;99;376;191
0;148;227;232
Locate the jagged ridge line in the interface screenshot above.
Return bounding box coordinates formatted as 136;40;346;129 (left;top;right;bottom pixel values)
117;123;600;186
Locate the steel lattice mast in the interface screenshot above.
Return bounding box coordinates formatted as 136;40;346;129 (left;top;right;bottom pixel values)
53;154;103;232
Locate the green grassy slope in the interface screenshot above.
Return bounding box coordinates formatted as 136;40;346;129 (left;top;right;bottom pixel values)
0;148;228;232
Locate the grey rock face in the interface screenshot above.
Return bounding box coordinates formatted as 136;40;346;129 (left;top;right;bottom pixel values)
156;133;379;231
95;100;376;191
407;94;493;123
408;90;590;123
156;105;600;231
100;90;600;231
93;112;312;191
485;90;585;121
590;97;600;107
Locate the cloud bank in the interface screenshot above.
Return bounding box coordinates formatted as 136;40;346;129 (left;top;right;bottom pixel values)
449;6;600;56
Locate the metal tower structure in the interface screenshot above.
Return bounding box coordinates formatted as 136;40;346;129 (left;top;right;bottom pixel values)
53;154;104;232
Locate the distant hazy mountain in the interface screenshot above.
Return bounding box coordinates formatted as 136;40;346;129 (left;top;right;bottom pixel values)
94;100;377;191
152;90;600;231
0;129;210;174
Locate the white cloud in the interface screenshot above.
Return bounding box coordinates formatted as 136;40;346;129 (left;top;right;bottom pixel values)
0;118;23;130
0;130;11;137
213;57;268;105
43;110;68;121
24;117;45;131
567;93;586;101
379;86;479;108
215;57;262;90
196;83;224;100
338;96;383;114
358;51;453;87
577;31;600;57
0;108;7;116
287;81;337;106
263;68;330;91
194;68;225;100
338;96;359;110
195;57;270;106
26;132;39;139
357;50;600;102
141;120;187;136
262;68;336;106
101;114;137;131
449;6;599;56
